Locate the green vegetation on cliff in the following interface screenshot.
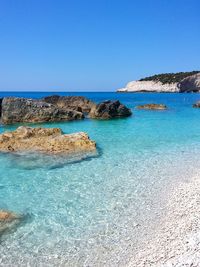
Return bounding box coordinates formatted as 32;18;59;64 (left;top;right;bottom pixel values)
140;71;200;84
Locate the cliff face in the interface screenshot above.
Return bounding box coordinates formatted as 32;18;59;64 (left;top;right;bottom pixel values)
117;72;200;93
118;80;179;93
179;73;200;92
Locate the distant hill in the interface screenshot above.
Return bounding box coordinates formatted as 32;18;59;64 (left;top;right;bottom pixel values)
117;71;200;93
139;71;200;84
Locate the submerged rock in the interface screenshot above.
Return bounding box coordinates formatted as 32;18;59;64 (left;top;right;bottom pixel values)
1;97;84;124
0;210;21;221
136;103;167;110
43;95;95;113
0;126;96;154
0;210;22;237
89;100;132;119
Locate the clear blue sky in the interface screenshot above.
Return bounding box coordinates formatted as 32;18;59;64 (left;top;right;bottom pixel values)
0;0;199;91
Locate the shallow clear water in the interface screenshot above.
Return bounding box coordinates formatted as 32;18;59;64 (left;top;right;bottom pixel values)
1;92;200;266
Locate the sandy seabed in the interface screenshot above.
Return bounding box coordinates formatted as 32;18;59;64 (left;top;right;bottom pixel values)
128;175;200;267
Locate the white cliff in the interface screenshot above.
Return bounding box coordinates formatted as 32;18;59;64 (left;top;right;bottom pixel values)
118;80;179;93
117;72;200;93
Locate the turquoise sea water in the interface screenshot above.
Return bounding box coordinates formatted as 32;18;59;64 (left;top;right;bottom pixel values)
1;92;200;266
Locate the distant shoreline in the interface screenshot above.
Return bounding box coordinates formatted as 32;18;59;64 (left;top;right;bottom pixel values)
117;72;200;93
117;91;200;93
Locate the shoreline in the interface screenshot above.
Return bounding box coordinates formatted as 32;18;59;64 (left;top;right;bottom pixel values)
128;174;200;266
117;91;200;94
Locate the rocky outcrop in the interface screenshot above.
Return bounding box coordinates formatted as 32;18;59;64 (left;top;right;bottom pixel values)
89;100;132;119
43;95;95;113
0;98;3;117
0;126;96;154
1;97;84;124
179;73;200;92
0;96;132;124
0;210;22;236
117;72;200;93
137;103;167;110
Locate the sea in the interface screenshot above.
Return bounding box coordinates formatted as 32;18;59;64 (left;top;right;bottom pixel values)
1;92;200;266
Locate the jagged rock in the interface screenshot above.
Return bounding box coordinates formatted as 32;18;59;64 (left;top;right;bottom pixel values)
179;73;200;92
89;100;132;119
0;126;96;154
43;95;95;113
1;97;84;124
137;103;167;110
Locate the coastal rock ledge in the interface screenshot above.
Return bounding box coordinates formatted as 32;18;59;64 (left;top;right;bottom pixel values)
1;97;84;124
0;126;96;154
0;96;131;124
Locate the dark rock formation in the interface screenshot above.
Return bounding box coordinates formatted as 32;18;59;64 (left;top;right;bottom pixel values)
89;100;132;119
179;73;200;92
43;95;95;113
136;103;167;110
0;98;3;117
0;96;132;124
193;101;200;108
1;97;84;124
